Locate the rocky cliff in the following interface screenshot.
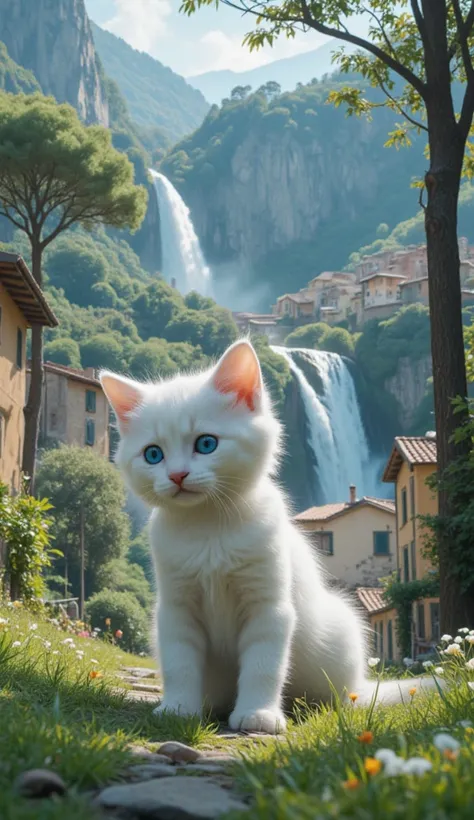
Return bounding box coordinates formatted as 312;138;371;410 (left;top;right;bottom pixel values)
385;355;432;431
162;84;425;297
0;0;108;125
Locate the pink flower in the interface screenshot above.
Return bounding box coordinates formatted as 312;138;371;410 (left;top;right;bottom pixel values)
115;629;123;640
78;630;90;638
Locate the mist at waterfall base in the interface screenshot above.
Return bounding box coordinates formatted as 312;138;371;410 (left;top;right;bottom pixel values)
150;169;271;311
274;347;390;505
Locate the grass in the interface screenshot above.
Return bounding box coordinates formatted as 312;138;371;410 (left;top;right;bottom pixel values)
1;605;474;819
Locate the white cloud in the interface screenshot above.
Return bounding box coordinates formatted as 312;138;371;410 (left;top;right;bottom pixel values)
189;28;324;75
102;0;172;53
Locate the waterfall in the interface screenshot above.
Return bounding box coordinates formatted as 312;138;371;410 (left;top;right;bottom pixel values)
149;169;212;296
273;346;380;504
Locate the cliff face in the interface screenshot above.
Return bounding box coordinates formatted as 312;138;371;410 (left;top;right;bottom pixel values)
0;0;108;125
385;355;432;430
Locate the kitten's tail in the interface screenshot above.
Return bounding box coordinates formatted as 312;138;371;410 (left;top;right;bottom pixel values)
355;675;443;707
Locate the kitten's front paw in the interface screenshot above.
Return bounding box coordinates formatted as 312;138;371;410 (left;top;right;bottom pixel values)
229;707;286;734
153;700;201;719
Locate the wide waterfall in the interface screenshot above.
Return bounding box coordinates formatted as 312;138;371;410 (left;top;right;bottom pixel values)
273;346;380;504
149;169;212;295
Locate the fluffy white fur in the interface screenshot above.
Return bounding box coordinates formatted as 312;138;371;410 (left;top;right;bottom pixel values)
100;340;435;734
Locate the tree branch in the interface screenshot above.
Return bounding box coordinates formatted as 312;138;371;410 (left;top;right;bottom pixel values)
223;0;427;99
410;0;426;42
376;74;428;131
451;0;474;79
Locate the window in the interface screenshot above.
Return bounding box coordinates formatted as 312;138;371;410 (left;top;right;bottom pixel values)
430;602;440;641
410;541;417;580
373;531;390;556
401;487;408;525
85;390;96;413
85;419;95;447
410;475;415;519
387;620;393;661
49;412;57;431
312;532;334;555
417;603;426;640
403;546;410;582
16;328;23;368
378;621;384;657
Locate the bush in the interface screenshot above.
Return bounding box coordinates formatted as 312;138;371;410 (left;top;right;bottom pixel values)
86;589;150;654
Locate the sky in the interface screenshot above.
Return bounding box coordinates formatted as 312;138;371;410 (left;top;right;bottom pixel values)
85;0;342;78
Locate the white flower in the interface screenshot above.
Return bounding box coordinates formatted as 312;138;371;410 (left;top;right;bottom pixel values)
321;786;332;802
61;638;74;645
368;657;380;668
76;650;84;658
434;667;444;675
441;634;453;643
433;733;460;753
466;658;474;670
43;641;51;650
0;617;9;625
29;623;38;631
375;749;406;777
468;682;474;691
459;720;473;728
12;641;21;648
466;636;474;645
444;643;464;656
422;661;434;669
403;757;433;776
90;658;99;664
52;650;60;656
403;657;414;667
454;636;463;644
458;627;470;634
470;630;474;636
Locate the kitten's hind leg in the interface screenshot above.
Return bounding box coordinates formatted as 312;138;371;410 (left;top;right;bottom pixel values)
229;601;295;734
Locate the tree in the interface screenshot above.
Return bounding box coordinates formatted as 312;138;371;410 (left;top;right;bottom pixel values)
0;92;147;484
182;0;474;631
132;280;184;340
46;238;110;307
43;337;82;369
80;333;127;372
231;85;252;101
35;446;130;600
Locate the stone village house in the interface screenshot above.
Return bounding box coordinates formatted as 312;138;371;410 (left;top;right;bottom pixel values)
0;252;57;492
26;362;111;459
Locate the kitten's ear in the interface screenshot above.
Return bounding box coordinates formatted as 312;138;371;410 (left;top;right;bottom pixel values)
213;340;262;411
99;371;144;431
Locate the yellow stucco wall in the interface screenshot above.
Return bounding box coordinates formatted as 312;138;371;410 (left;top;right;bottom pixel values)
298;504;396;587
66;380;109;457
0;283;27;492
369;608;401;662
396;461;437;582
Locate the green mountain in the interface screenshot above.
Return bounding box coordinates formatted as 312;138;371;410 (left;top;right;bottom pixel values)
91;22;209;145
0;42;41;94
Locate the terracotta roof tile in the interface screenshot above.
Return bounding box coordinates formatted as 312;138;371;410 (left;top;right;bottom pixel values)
356;587;390;614
383;435;437;482
294;496;395;522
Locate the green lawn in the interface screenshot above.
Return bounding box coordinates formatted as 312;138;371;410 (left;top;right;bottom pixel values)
1;604;474;819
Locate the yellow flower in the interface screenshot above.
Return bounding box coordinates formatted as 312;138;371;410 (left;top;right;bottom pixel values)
357;731;374;744
12;601;22;608
364;757;382;776
465;727;474;736
89;670;103;680
409;687;417;697
105;618;111;626
343;777;360;790
348;692;359;703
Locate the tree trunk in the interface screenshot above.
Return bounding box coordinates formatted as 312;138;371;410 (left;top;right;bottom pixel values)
21;240;43;491
424;126;474;631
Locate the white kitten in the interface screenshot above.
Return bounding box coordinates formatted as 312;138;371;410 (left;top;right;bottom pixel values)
100;340;434;734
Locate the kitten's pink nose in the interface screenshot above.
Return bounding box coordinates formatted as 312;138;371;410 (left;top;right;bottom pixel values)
169;471;189;487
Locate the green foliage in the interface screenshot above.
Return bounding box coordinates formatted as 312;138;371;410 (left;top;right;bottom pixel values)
163;305;238;356
95;558;153;610
127;530;154;585
252;335;292;416
0;92;147;254
132;280;185;340
383;574;440;659
0;481;59;601
43;337;82;368
36;447;130;600
86;589;149;654
285;323;329;349
80;333;127;371
355;305;431;382
0;41;40;94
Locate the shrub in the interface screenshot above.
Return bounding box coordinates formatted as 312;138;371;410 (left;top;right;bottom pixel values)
86;589;150;654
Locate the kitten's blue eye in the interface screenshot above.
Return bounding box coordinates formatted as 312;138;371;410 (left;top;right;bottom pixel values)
144;445;164;465
194;434;218;455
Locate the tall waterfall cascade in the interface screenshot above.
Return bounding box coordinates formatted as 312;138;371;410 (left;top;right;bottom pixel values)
273;347;381;504
149;169;212;296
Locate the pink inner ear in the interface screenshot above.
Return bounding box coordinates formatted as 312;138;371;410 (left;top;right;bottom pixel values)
100;374;143;427
213;343;261;411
